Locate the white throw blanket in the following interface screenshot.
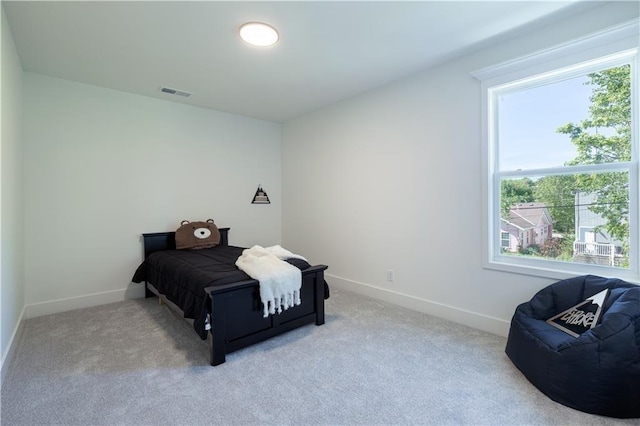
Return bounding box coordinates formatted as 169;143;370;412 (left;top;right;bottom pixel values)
235;245;307;318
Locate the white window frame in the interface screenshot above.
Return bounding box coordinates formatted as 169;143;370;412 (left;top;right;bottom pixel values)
472;19;640;283
501;232;510;248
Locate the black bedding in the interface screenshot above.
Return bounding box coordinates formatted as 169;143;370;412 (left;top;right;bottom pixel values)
132;245;327;339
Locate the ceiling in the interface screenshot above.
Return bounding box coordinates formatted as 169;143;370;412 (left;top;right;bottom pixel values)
4;1;599;122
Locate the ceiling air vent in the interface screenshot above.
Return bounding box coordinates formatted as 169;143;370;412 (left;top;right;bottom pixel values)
159;86;192;97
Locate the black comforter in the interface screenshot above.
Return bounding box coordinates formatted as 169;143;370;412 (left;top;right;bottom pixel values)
131;245;326;339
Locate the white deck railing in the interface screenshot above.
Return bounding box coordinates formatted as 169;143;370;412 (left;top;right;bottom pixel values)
573;241;616;265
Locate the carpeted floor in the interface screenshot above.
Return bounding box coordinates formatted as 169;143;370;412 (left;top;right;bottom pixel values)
1;288;636;425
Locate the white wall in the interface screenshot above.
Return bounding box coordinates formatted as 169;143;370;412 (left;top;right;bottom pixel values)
22;73;282;316
281;2;640;336
1;5;25;375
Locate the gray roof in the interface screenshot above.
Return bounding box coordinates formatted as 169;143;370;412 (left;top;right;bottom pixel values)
503;203;552;230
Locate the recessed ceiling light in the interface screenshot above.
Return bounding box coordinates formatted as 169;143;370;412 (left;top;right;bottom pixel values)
239;22;279;47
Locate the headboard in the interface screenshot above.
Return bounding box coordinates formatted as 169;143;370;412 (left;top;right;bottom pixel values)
142;227;230;259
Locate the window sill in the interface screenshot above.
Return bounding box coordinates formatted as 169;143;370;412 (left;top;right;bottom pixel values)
484;257;640;285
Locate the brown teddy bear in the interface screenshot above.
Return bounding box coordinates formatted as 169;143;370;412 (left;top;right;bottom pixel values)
175;219;221;250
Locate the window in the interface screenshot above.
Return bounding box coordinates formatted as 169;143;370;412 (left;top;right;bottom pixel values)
501;232;510;248
473;20;639;281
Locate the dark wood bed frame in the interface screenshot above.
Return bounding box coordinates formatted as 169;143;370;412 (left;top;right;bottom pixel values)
141;227;328;366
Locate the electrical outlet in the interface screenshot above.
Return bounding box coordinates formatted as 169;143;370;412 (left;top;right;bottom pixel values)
386;269;394;282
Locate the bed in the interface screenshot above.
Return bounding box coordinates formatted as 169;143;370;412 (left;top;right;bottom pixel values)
132;227;329;366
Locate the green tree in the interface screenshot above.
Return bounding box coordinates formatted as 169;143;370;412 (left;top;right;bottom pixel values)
501;178;535;217
557;65;631;242
533;175;577;234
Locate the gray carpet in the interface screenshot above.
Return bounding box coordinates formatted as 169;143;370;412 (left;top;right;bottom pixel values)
1;288;636;425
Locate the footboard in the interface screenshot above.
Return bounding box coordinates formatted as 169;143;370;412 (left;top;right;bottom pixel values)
205;264;328;366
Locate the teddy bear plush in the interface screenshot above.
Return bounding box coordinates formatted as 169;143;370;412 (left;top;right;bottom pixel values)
175;219;221;250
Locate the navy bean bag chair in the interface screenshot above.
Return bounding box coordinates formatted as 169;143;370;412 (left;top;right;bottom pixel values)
506;275;640;418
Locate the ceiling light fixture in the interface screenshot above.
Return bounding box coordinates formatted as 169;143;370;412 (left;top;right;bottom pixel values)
239;22;279;47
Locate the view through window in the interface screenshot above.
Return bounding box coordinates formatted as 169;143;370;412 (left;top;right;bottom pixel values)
493;59;635;271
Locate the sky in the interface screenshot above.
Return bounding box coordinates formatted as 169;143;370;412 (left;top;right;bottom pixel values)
498;74;592;171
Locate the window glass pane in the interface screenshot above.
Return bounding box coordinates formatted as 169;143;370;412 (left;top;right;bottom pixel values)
501;232;510;247
498;64;631;171
499;172;630;269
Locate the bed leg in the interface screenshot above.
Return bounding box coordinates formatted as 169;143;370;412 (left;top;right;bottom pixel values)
314;271;326;326
144;284;154;299
210;333;226;366
209;293;227;366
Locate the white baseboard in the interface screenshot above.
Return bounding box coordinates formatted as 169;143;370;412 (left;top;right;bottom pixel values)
25;283;146;319
327;274;511;337
1;305;27;385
